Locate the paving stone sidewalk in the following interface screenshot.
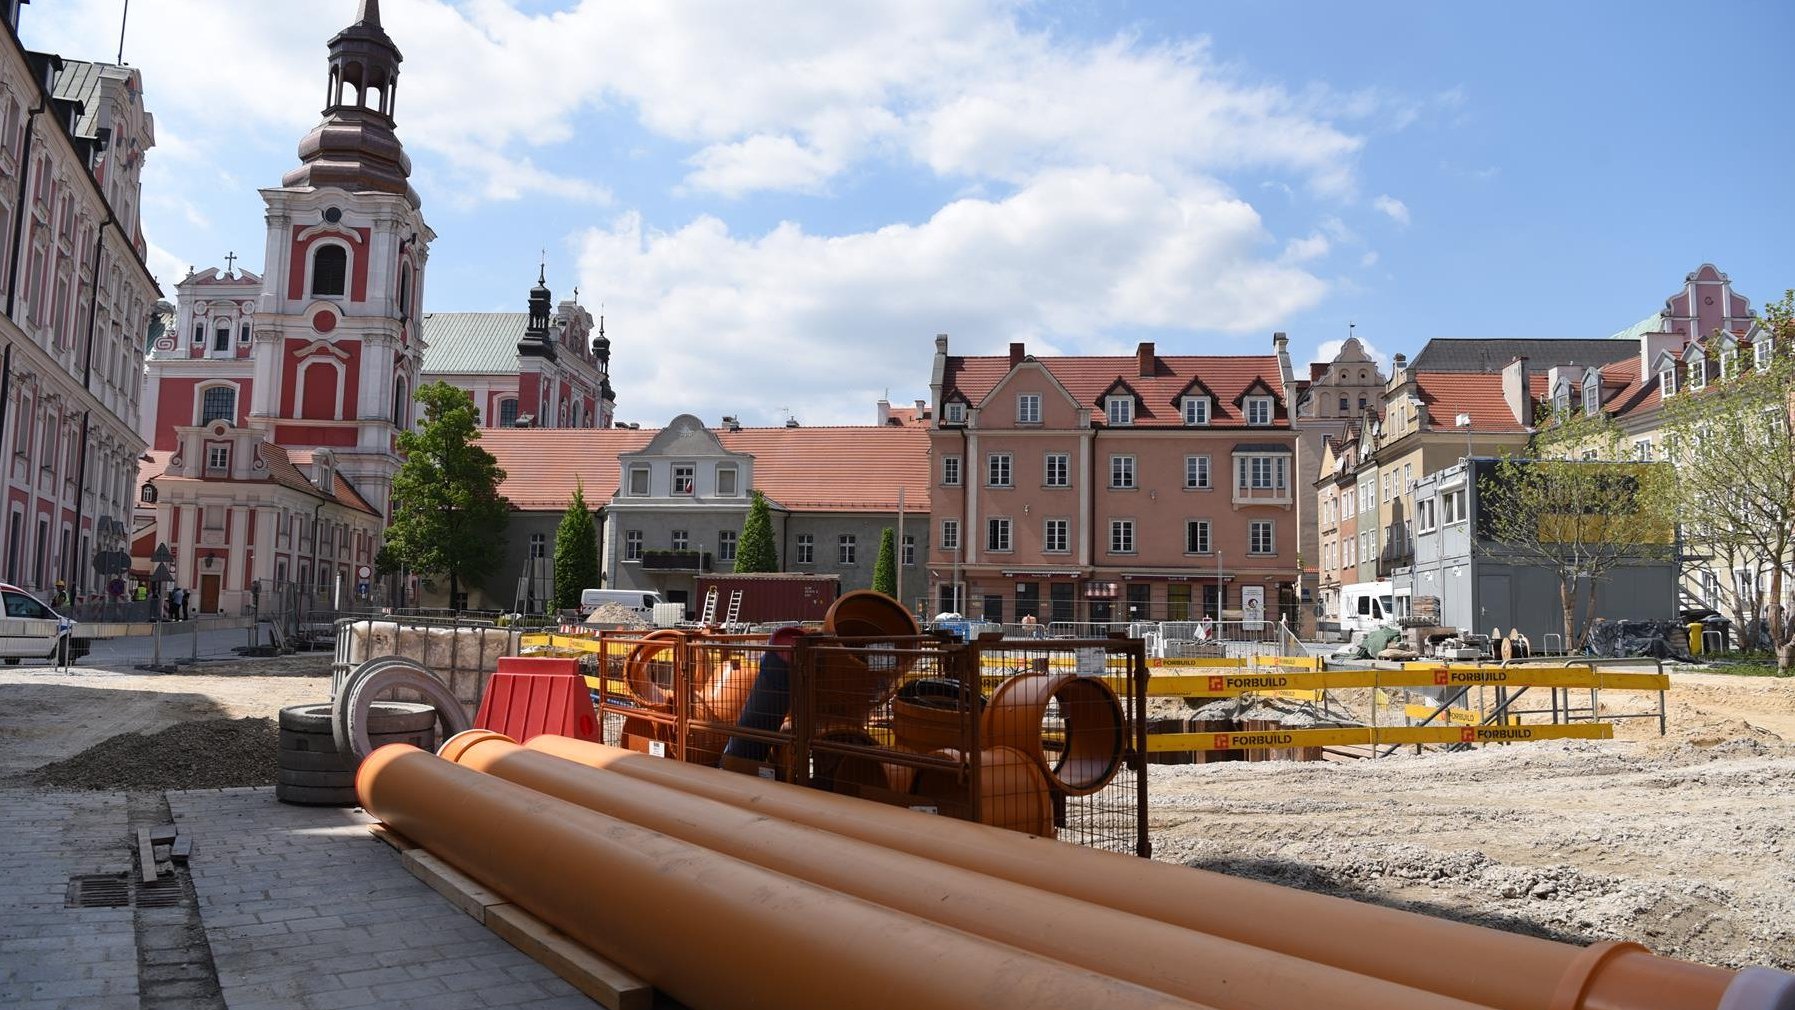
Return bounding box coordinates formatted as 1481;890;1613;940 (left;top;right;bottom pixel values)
168;788;597;1010
0;789;140;1010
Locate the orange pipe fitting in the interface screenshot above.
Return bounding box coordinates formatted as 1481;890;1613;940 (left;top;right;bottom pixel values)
910;746;1056;837
356;743;1204;1010
622;629;684;708
985;671;1126;795
442;731;1496;1010
814;591;922;726
521;736;1744;1010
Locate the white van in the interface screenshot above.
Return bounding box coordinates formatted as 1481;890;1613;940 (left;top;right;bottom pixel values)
0;583;78;664
1339;581;1396;637
579;588;663;618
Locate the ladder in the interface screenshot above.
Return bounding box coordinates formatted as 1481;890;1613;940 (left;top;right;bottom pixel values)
724;590;743;627
699;587;720;625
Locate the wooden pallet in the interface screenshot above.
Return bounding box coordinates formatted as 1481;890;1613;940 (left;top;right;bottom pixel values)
369;824;652;1010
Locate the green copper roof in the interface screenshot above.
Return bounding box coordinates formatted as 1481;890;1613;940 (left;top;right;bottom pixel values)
419;312;525;374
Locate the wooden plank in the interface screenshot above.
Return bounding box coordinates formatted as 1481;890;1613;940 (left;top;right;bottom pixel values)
400;849;507;924
368;822;417;852
485;903;653;1010
136;828;158;884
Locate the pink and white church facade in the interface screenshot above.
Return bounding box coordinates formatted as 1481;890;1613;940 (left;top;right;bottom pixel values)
136;0;427;613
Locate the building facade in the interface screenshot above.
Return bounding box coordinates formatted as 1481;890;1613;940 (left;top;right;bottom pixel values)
135;0;431;613
928;336;1301;628
0;3;157;599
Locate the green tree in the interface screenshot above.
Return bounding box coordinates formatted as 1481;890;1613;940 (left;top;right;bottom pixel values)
1657;289;1795;670
552;482;599;611
734;490;778;573
872;527;897;596
386;382;510;608
1480;407;1676;650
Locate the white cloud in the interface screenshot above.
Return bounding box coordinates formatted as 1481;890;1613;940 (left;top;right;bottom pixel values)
1372;194;1411;226
579;168;1328;425
1281;233;1331;263
1359;250;1380;268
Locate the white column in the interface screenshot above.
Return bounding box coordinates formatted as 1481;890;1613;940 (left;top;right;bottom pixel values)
1076;429;1093;567
964;431;980;565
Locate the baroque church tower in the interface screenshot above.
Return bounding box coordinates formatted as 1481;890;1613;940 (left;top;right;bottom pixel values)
246;0;433;516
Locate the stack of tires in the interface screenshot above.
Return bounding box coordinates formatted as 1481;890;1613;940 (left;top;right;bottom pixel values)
277;702;438;806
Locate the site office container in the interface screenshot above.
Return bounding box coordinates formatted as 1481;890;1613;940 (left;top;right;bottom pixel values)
693;574;841;624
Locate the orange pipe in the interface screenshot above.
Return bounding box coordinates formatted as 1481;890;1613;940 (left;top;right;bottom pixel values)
521;736;1741;1010
910;746;1056;837
355;744;1203;1010
984;671;1127;795
442;731;1493;1010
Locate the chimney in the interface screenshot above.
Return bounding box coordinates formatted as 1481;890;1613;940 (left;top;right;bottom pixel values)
1136;341;1155;377
875;399;890;426
1009;342;1026;367
1502;356;1530;428
1640;330;1683;384
1391;352;1407;384
1271;332;1293;388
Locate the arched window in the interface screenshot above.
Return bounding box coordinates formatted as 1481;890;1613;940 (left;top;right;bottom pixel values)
297;360;343;420
398;264;412;321
498;398;519;428
391;375;409;429
311;244;347;297
199;385;236;425
1338;396;1348;412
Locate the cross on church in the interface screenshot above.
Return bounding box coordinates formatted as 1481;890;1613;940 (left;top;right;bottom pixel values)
224;251;238;274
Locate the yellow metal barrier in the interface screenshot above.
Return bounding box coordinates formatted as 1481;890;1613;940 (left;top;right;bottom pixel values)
1401;703;1519;727
1143;667;1667;697
1147;721;1610;752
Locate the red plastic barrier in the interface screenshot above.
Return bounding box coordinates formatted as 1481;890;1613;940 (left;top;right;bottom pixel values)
473;658;600;743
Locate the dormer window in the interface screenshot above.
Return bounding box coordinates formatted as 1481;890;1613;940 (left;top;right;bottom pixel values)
1582;372;1600;416
1688;358;1706;392
943;401;966;424
1245;395;1273;426
1552;382;1571;415
1720;349;1737;380
1182;396;1211;426
206;446;230;472
1660;364;1677;396
1106;396;1133;426
1756;338;1774;372
1016;393;1041;424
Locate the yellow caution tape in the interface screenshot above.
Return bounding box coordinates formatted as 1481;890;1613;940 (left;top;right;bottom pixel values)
1148;721;1611;752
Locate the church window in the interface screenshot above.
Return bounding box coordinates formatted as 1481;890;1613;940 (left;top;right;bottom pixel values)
213;323;231;352
398;264;412;320
391;376;409;429
239;322;251;343
497;398;518;427
311;244;348;297
192;322;204;345
199;385;236;425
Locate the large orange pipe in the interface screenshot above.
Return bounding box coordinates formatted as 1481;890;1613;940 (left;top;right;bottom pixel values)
354;744;1206;1010
443;730;1487;1010
520;735;1745;1010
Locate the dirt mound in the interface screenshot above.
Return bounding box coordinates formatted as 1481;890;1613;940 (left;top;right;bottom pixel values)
30;717;278;791
584;603;651;629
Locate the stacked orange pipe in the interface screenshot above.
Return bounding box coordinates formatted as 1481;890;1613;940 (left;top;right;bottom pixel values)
355;744;1200;1010
516;734;1784;1010
439;730;1498;1010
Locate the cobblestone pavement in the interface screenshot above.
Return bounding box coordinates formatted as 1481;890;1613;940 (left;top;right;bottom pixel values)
168;788;599;1010
0;790;140;1010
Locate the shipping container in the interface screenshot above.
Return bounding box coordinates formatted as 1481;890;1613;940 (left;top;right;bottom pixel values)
693;574;842;624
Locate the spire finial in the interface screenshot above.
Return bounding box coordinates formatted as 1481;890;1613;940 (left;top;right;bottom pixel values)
538;249;546;285
357;0;382;27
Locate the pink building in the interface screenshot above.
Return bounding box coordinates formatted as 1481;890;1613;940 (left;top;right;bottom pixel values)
926;336;1299;626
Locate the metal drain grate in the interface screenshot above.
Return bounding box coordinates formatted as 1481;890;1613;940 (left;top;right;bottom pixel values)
134;878;184;908
66;873;131;908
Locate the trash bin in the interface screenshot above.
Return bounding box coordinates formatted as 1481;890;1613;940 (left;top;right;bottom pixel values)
1701;616;1732;654
1687;622;1704;655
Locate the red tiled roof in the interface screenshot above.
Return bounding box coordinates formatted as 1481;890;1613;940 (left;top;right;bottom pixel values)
1411;372;1526;432
942;353;1289;428
139;444;379;516
883;407;929;426
477;426;932;514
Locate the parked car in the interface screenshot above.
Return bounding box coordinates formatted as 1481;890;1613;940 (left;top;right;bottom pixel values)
0;583;86;664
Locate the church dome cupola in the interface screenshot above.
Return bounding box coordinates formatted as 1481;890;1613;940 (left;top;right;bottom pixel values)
284;0;419;206
519;265;557;360
591;314;610;362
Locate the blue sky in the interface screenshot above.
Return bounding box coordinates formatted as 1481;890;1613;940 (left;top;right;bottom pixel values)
25;0;1794;425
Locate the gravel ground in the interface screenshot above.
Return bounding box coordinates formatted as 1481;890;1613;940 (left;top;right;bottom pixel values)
1150;672;1795;970
30;717;280;790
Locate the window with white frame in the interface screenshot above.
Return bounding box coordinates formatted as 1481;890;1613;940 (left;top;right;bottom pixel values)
1182;396;1210;426
528;533;547;559
1583;372;1601;415
1580;448;1599;461
672;464;696;495
1417;496;1437;532
1109;519;1135;554
1237;454;1288;491
1660;364;1677;396
1184;455;1211;489
1720;349;1737;379
1688;357;1706;391
1552;382;1571;415
1404;463;1414;493
902;535;915;566
796;534;815;564
838;534;857;564
671;530;689;551
1342;537;1354;567
1249;521;1274;555
206;445;229;472
1634;438;1654;462
1109;455;1136;489
1359;479;1375;513
1105;395;1133;426
628;466;649;496
199;385;236;425
716;467;739;496
1442;487;1468;524
986;518;1012;552
940;519;960;550
1756;338;1773;371
943;401;966;424
1186;520;1211;554
624;530;643;561
987;452;1012;487
1016;393;1041;424
718;530;737;562
1044;518;1069;553
942;455;962;486
1245;396;1273;426
1044;452;1069;487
